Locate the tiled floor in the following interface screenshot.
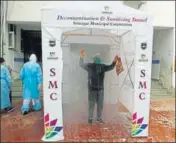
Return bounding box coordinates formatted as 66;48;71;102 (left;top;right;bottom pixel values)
1;96;175;142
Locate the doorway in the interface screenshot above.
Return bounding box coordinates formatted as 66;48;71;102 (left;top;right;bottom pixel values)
21;30;42;64
151;28;174;96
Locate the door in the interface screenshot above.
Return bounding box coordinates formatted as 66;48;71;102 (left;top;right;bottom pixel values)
21;30;42;63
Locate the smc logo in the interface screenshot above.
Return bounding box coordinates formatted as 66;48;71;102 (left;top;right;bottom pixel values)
138;69;147;100
48;68;58;101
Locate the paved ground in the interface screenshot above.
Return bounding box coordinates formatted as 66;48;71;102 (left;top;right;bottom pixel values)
1;96;175;142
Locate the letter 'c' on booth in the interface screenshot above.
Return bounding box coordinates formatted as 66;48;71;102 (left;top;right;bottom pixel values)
139;92;146;100
50;93;57;100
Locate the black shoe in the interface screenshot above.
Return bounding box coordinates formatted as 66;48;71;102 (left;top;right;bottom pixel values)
96;118;105;124
0;110;6;115
88;119;93;124
22;111;29;115
4;107;14;113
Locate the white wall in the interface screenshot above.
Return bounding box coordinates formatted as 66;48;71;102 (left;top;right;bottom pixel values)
7;1;123;23
152;29;175;89
4;24;24;79
123;1;140;9
140;1;175;28
7;1;49;22
124;1;175;27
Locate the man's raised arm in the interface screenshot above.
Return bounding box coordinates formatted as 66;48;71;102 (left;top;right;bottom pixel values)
104;55;118;72
79;50;88;71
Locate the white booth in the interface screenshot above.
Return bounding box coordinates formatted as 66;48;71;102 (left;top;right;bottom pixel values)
41;1;153;141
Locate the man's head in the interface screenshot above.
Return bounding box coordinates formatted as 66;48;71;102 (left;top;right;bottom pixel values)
0;57;5;65
29;54;37;63
93;53;102;64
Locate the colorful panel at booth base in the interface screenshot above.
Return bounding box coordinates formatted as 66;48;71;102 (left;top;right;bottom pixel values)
132;112;148;137
43;113;63;139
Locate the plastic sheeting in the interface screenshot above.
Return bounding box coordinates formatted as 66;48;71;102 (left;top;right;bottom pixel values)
60;28;135;139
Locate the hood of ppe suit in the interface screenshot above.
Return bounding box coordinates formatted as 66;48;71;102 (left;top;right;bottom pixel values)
29;54;37;63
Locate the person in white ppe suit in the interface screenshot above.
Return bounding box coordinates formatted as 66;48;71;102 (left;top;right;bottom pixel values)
20;54;43;115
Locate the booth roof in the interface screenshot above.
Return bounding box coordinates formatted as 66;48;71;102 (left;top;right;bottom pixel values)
41;1;149;15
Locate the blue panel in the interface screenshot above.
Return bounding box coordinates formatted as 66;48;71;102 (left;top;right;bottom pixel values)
14;58;24;62
152;60;160;64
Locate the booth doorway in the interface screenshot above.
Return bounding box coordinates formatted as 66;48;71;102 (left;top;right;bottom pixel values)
58;28;135;139
21;30;42;63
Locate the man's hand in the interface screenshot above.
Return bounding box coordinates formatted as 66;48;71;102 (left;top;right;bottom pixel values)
115;56;124;75
114;55;118;63
80;50;85;57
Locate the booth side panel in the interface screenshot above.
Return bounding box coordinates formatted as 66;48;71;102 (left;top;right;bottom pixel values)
132;32;153;137
41;27;64;141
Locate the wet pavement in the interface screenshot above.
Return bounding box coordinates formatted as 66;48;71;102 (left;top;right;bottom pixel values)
1;96;175;142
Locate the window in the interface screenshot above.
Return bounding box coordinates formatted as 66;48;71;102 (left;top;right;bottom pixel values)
8;32;15;49
8;24;16;49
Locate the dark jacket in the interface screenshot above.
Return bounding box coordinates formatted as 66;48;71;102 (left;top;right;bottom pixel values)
79;57;116;90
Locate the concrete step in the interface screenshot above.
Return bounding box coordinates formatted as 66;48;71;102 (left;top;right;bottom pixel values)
151;86;173;96
151;93;172;96
151;80;164;89
151;88;167;91
12;92;22;97
12;80;22;86
151;87;164;91
12;86;22;91
151;90;172;96
151;86;164;89
151;89;168;93
151;91;168;95
12;91;43;97
12;84;22;87
151;83;163;89
12;86;43;92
